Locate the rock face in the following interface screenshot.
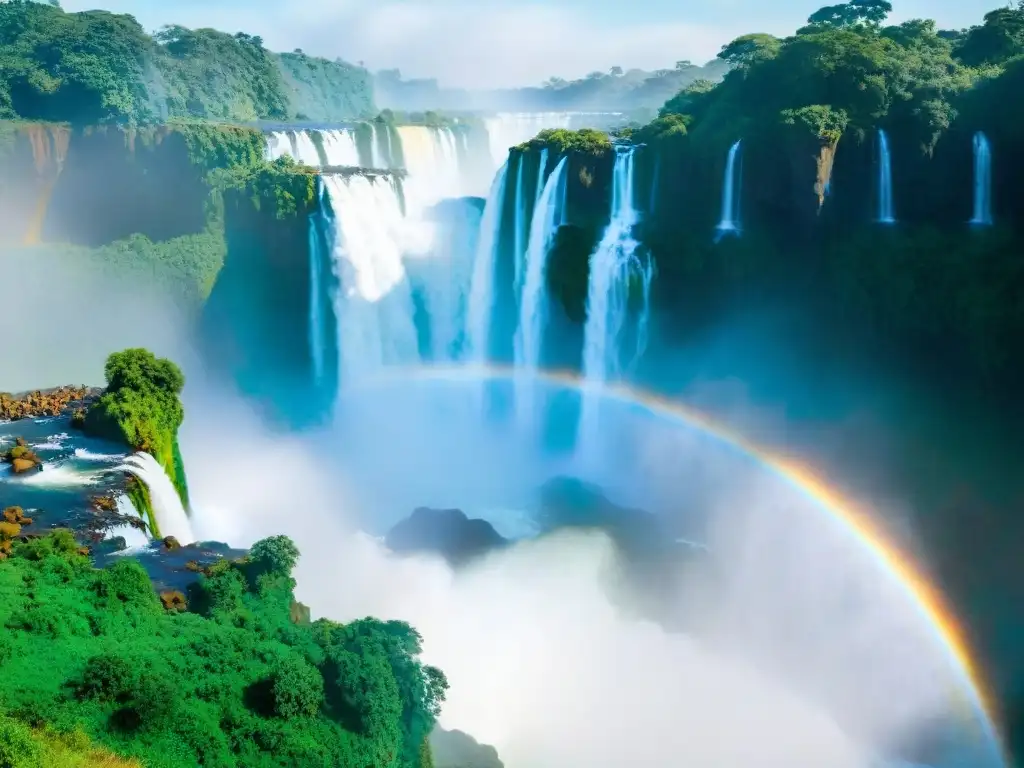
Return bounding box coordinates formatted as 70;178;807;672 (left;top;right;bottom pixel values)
384;508;508;566
429;728;504;768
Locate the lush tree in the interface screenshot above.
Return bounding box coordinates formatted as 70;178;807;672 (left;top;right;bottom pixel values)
806;0;893;28
717;33;782;66
954;3;1024;67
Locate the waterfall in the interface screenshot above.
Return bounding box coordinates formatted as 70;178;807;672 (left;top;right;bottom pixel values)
877;129;895;224
513;155;568;432
119;452;194;543
970;131;993;226
577;146;652;454
369;123;383;168
267;129;360;167
466;162;509;363
321;129;360;167
308;180;326;384
322;173;420;389
716;140;742;236
511;158;528;301
396;126;465;208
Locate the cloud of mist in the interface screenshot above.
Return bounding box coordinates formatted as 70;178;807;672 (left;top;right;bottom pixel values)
178;370;987;768
0;247;190;392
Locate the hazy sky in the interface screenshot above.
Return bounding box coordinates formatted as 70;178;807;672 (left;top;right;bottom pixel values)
63;0;998;89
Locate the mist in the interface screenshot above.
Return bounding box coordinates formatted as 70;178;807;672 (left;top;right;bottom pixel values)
0;246;189;392
179;365;986;767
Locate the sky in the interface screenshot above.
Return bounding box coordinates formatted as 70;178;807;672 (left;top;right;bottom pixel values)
62;0;999;89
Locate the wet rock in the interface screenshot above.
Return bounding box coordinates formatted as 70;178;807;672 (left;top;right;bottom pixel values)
159;590;187;612
90;495;118;512
161;536;181;551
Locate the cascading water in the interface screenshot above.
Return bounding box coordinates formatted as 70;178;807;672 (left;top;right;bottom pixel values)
119;452;194;543
267;129;360;167
513;155;568;432
322;173;421;390
466;162;509;363
511;158;528;300
577;146;652;455
877;129;895;224
970;131;992;226
716;140;742;236
308;180;327;384
320;129;360;166
396;126;465;208
369;123;384;169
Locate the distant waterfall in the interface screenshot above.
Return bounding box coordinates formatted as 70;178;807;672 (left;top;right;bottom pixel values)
716;140;742;236
308;181;327;384
396;126;464;208
369;123;384;168
266;129;359;167
322;173;420;389
466;162;509;363
970;131;992;226
120;452;194;544
514;155;568;431
877;129;895;224
577;146;652;453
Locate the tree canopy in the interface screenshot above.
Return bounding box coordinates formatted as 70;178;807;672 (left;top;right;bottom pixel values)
0;530;447;767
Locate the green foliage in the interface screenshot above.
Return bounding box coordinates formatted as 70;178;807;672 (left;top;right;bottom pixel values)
633;113;691;144
0;532;446;768
0;713;141;767
275;51;374;120
955;3;1024;67
806;0;893;29
152;26;289;122
217;155;319;220
0;2;154;123
84;349;188;510
0;3;374;124
517;128;612;157
780;104;849;142
718;33;783;66
645;12;981;156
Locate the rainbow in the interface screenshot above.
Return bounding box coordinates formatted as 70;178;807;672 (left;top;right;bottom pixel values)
342;361;1009;766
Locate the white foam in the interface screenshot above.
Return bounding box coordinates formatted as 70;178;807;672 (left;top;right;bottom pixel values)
74;447;124;463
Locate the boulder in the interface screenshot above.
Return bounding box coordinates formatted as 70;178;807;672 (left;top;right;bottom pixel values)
11;458;37;474
385;508;508;566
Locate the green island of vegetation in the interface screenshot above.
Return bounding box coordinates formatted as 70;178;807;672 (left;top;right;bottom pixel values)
81;349;190;533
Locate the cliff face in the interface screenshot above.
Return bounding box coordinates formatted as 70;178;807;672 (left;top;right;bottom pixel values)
200;171;332;427
0;122;261;249
525;111;1023;407
0;123;71;246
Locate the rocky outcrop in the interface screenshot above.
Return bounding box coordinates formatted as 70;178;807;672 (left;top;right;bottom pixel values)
385;508;508;566
0;386;98;421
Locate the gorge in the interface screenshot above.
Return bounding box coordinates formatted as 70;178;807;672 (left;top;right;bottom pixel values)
3;1;1024;767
